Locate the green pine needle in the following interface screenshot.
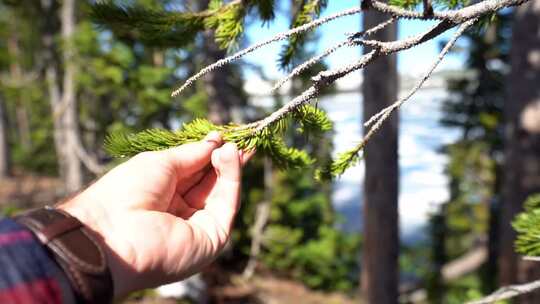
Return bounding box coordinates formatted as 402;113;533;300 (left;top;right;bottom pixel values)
105;118;314;170
294;105;333;134
204;2;246;49
91;3;206;47
279;0;328;69
316;144;364;181
513;194;540;257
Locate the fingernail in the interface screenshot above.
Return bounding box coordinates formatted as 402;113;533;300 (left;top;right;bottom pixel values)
220;143;238;163
204;131;222;144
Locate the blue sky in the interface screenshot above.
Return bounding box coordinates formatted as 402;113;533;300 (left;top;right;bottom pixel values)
242;1;465;80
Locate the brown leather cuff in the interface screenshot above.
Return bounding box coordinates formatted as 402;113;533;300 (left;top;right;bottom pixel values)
14;206;114;304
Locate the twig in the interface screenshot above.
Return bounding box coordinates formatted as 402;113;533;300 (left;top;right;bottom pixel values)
172;0;527;97
271;40;352;93
271;17;396;93
252;18;458;133
370;0;528;22
356;19;475;161
253;50;378;133
466;279;540;304
73;140;106;175
171;6;367;97
523;256;540;262
350;16;397;39
169;0;529;176
365;18;475;130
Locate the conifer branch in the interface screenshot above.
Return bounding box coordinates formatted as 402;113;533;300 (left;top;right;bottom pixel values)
279;0;328;68
252;50;378;134
466;279;540;304
106;0;530;178
271;17;396;93
365;18;475;129
322;18;475;179
252;17;462;137
370;0;527;22
171;0;526;97
171;6;368;97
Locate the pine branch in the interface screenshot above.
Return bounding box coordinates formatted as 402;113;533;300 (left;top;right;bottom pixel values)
106;0;529;178
317;18;474;179
279;0;328;69
370;0;528;22
249;17;463;137
271;17;396;93
513;194;540;256
466;279;540;304
365;18;475;129
464;196;540;303
170;5;367;97
91;0;255;49
173;0;522;96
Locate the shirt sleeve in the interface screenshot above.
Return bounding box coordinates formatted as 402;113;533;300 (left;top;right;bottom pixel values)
0;217;76;304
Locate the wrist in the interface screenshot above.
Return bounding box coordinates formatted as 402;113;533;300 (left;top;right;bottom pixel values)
57;198;129;299
14;206;114;303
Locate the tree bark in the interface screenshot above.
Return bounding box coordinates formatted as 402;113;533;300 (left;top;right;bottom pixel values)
41;0;84;194
360;8;399;304
60;0;84;192
7;28;32;151
499;2;540;303
0;96;10;178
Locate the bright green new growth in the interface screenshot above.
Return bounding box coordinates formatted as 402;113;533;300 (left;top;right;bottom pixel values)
512;194;540;256
316;144;364;181
105;105;335;171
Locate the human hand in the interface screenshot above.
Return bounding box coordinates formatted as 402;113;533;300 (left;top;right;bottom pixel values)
58;132;250;298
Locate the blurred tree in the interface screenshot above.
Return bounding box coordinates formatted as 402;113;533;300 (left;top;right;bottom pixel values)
0;96;9;178
197;0;247;124
361;7;399;304
0;1;58;175
0;6;9;177
428;10;512;302
499;2;540;302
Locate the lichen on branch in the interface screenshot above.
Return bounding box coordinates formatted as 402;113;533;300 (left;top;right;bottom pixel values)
104;0;529;179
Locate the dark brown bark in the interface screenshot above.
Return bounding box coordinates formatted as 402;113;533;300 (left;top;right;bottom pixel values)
499;2;540;303
0;96;10;178
360;8;399;304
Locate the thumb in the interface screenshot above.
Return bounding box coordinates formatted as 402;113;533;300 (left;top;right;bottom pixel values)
206;143;241;232
212;143;241;183
164;131;222;176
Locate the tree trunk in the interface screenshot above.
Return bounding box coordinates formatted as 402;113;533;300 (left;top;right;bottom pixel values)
0;97;10;178
7;25;32;151
499;2;540;302
360;9;399;304
60;0;84;192
41;0;83;194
